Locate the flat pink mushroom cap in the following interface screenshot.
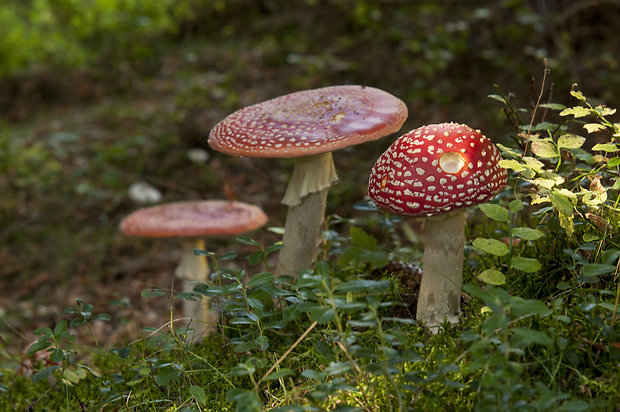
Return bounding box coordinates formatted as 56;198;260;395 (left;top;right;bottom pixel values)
368;122;507;217
119;200;268;238
208;85;407;158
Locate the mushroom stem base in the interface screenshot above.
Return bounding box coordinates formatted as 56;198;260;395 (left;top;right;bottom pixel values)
176;238;216;340
416;211;465;332
276;188;328;277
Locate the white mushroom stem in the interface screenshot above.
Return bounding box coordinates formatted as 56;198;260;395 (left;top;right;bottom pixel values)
416;210;465;331
276;152;338;277
175;238;215;339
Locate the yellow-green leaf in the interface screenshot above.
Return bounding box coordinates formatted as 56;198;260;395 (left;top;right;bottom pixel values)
583;123;607;133
608;157;620;167
558;211;574;236
510;257;541;273
479;204;509;222
595;106;616;116
509;199;524;213
531;139;558;158
499;159;525;172
591;143;619;152
473;238;510;256
559;106;590;118
557;134;586;149
522;157;544;173
511;227;544;240
550;192;574;215
477;269;506;285
570;90;586;101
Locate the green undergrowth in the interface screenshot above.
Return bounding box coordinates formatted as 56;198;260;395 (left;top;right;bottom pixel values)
1;87;619;410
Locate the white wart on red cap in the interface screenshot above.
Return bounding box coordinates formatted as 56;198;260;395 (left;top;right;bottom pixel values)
368;122;507;217
119;200;268;238
208;85;407;158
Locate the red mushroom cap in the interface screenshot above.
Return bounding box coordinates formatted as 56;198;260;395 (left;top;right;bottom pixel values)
119;200;268;238
208;85;407;158
368;122;507;217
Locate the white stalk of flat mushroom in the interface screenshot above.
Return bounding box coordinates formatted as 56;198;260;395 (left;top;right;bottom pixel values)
175;238;215;339
416;211;465;332
276;152;338;277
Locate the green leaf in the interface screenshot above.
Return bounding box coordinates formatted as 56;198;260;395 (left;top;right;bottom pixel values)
155;367;181;386
267;226;285;235
479;204;509;222
310;306;335;324
558;400;590;412
510;298;551;317
477;269;505;285
265;242;284;255
301;369;326;380
557;134;586;149
334;279;390;293
509;199;524;213
530;139;558;158
591;143;619;152
219;251;238;260
27;340;50;355
550;192;574;216
349;226;377;249
538;103;566;110
581;264;616;277
247;250;265;265
511;327;552;346
32;365;59;384
95;313;111;321
315;261;330;278
246;271;275;288
141;288;166;298
50;348;64;363
510;256;541;273
325;361;351;376
337;246;388;268
608;157;620;167
473;238;509;256
53;320;68;337
511;227;544;240
264;368;295;381
528;121;560;132
236;235;260;246
190;385;207;406
226;389;260;406
488;94;507;104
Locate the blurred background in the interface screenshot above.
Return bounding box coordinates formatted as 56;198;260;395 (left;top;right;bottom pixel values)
1;0;619;349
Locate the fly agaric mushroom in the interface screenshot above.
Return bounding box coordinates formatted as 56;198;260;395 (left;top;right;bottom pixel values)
209;85;407;277
368;122;506;330
119;200;267;339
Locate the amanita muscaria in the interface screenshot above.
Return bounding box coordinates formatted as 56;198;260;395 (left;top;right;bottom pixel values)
368;122;506;330
119;200;267;339
209;85;407;277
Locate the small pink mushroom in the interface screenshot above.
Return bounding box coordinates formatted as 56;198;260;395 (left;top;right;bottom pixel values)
120;200;268;339
209;85;407;277
369;122;506;330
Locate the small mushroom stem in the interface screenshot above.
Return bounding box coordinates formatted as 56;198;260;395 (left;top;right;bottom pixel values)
175;238;215;339
416;211;465;331
276;152;338;277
